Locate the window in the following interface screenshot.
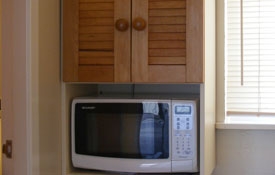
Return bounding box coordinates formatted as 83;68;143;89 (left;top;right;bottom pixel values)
226;0;275;119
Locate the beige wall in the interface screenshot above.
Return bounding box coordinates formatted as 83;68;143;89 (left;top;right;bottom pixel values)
213;130;275;175
1;0;61;174
37;0;62;174
0;0;2;172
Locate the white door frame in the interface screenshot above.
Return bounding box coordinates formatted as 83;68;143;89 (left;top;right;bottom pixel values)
2;0;33;174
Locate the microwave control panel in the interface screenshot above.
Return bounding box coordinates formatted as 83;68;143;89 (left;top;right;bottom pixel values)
172;101;197;161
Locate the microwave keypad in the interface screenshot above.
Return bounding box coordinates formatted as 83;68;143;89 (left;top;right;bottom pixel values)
174;116;192;130
174;134;193;159
172;103;195;160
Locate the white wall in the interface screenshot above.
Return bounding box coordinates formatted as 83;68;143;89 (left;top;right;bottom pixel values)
213;129;275;175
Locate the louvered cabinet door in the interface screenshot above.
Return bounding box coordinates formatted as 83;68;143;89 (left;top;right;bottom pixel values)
63;0;131;82
131;0;203;83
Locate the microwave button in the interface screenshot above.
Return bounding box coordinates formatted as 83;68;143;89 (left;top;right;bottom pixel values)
175;131;181;136
184;150;191;155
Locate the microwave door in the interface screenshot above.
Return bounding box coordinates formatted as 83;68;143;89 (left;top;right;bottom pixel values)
139;102;169;159
74;101;169;159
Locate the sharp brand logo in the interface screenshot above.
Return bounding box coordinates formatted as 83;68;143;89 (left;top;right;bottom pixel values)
81;106;96;110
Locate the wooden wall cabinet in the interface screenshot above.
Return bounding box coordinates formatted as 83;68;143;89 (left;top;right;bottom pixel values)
62;1;216;175
63;0;203;83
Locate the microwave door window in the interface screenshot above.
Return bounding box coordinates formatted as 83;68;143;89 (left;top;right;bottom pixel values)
139;113;164;159
74;103;169;159
139;103;169;159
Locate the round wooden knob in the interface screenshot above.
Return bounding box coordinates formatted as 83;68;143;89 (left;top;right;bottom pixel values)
133;17;147;31
115;18;129;32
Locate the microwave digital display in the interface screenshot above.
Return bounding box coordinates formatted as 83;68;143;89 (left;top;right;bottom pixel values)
175;106;191;115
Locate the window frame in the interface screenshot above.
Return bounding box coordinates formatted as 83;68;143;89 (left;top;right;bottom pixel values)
216;0;226;123
216;0;275;129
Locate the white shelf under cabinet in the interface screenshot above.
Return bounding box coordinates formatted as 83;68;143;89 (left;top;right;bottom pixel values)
61;84;212;175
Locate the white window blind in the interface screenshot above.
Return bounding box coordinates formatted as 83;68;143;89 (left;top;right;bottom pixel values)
226;0;275;115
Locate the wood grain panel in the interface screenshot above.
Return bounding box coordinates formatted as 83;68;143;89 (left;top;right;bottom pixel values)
149;41;185;49
149;33;185;40
149;9;186;17
114;0;131;82
63;0;79;82
80;11;113;18
149;16;186;24
79;26;114;34
79;18;113;26
79;2;114;11
149;65;186;83
78;65;114;82
77;0;115;81
79;51;114;57
79;51;114;65
186;0;204;82
79;0;113;2
149;32;186;41
149;57;186;65
132;0;149;82
79;33;114;41
149;25;186;33
79;58;114;65
149;1;186;9
79;41;114;50
148;0;187;69
149;49;186;57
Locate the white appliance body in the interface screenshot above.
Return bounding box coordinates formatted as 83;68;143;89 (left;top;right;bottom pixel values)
71;98;199;173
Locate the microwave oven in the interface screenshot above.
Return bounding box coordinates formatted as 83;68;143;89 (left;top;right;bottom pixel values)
71;98;199;173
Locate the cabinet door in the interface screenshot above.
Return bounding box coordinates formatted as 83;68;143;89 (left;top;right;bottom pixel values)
63;0;131;82
132;0;203;83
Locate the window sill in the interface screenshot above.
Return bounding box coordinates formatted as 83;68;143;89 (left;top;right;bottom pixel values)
216;115;275;130
216;122;275;130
